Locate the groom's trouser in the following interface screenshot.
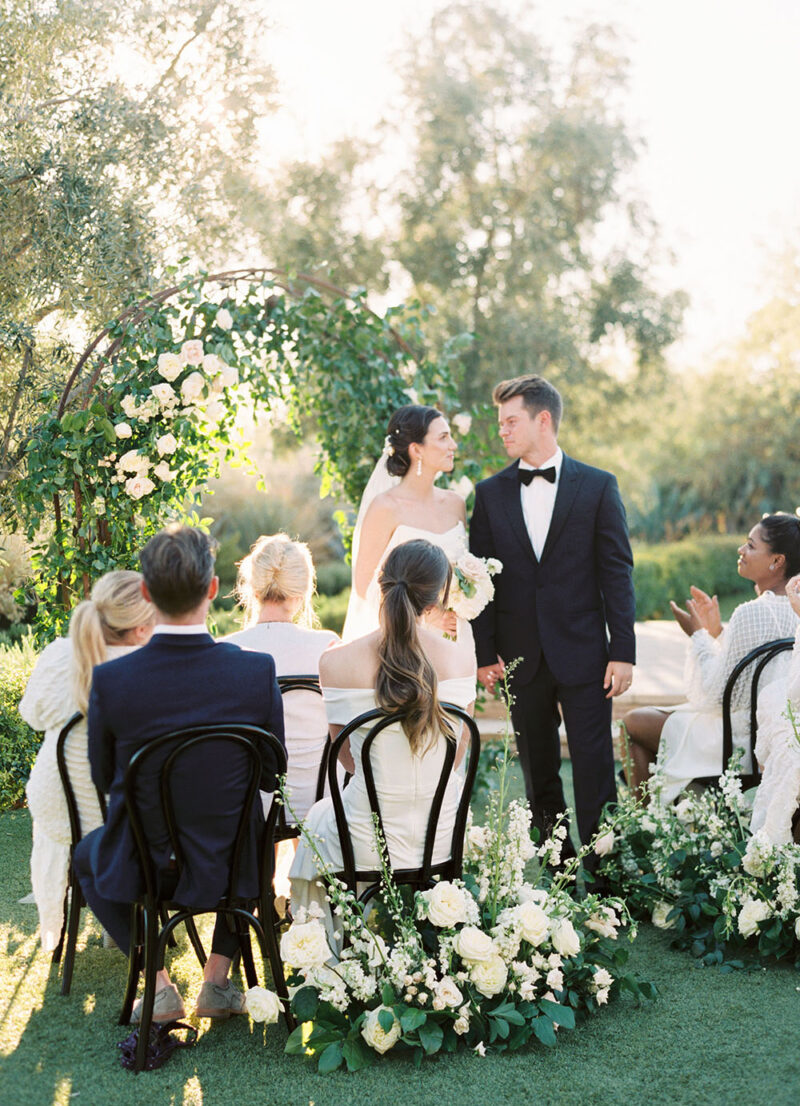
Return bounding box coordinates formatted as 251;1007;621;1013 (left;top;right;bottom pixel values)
511;656;616;855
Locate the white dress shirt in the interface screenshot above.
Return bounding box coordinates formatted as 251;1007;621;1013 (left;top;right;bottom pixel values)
151;622;211;636
519;447;563;560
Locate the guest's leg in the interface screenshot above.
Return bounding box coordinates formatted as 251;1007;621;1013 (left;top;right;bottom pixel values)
624;708;668;799
73;828;131;954
558;679;615;853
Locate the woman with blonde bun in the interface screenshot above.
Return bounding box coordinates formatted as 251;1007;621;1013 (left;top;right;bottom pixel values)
20;570;154;950
225;534;339;823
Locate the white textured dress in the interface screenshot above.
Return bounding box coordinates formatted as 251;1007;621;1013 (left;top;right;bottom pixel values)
750;623;800;843
19;637;138;950
656;592;796;803
289;675;476;931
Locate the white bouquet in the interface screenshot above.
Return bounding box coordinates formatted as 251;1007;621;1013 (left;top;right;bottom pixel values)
448;552;502;620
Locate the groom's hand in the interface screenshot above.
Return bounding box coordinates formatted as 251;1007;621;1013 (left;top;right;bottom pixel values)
477;660;505;692
604;661;633;698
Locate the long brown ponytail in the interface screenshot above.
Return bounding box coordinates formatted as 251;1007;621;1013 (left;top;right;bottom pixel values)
376;539;454;755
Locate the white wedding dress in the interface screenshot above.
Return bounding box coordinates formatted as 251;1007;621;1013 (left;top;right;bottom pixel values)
750;623;800;843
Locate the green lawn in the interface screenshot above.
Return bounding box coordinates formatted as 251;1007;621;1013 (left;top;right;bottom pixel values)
2;768;800;1106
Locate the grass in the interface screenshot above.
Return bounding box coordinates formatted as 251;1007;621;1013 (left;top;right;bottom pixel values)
2;763;800;1106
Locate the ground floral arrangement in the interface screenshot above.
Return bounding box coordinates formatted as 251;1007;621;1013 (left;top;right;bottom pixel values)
594;757;800;968
245;709;655;1072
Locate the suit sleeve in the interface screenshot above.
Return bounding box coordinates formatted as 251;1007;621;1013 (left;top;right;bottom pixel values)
260;655;285;791
87;673;115;794
469;483;500;669
595;474;636;664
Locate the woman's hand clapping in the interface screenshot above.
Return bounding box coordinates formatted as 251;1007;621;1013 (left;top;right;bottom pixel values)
670;585;722;638
785;574;800;618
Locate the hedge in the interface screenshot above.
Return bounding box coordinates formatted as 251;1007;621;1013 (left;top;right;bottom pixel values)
0;636;40;811
632;535;750;620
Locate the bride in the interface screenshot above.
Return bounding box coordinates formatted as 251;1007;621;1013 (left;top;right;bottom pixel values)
343;404;472;650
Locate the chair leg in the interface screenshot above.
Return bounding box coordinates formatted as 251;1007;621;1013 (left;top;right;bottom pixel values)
135;908;159;1073
51;882;69;967
60;877;84;996
184;916;207;967
119;906;142;1026
238;922;258;989
259;893;294;1031
160;905;177;949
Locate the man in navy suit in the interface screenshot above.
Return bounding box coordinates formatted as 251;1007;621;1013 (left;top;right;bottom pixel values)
469;375;635;864
74;525;285;1021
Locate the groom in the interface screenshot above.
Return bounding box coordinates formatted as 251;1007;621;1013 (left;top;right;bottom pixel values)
469;375;635;860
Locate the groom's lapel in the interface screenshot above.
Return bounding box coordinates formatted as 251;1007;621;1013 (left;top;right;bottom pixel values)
498;462;537;565
540;454;582;563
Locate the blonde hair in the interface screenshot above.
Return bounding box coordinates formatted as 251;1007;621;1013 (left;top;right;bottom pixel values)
235;533;316;628
69;570;154;712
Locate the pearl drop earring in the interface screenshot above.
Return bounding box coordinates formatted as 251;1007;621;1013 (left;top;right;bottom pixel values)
416;457;422;476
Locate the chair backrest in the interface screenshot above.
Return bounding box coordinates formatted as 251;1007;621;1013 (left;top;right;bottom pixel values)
326;703;481;893
55;711;106;845
123;724;286;905
721;637;795;785
277;675;328;810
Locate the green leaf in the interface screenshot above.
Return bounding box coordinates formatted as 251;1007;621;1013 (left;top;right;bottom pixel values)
538;999;575;1029
378;1009;395;1033
399;1007;427;1033
291;986;320;1022
381;983;397;1006
342;1036;374;1072
417;1020;444;1055
284;1025;309;1056
531;1016;558;1047
318;1041;344;1074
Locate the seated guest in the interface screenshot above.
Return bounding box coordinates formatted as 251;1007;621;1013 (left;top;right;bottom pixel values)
624;513;800;802
20;571;154;951
225;533;339;823
290;539;475;944
74;525;285;1022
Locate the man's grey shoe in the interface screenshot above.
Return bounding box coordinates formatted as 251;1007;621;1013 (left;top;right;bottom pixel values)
130;983;185;1024
194;980;247;1019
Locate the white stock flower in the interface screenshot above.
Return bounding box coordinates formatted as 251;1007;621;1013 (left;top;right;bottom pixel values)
157;352;183;381
742;832;774;878
737;899;770;939
674;799;694;825
451;412;472;435
517;902;550;946
517;884;548;906
594;830;615;857
465;824;487;858
180;371;205;403
469;954;508;998
550;918;581;958
181;339;204;365
245;986;282;1024
153;460;176;482
423;882;469;928
114;422;132;439
361;1006;401;1054
151;382;178;406
455;926;494;962
433;976;463;1008
216;306;233;329
279;919;332;969
124;476;155;500
156;432;178;456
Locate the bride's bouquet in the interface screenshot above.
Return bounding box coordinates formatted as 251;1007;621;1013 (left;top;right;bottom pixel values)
448;553;503;620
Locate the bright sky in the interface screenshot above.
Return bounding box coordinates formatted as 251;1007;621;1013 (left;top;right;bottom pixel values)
259;0;800;368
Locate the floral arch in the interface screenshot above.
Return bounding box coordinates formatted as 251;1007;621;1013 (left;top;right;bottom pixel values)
11;268;458;635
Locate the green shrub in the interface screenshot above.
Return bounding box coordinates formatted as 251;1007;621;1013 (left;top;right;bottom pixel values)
633;535;750;620
0;635;40;811
315;588;350;636
315;561;351;596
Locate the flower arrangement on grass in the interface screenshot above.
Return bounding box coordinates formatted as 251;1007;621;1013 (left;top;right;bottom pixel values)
594;752;800;967
271;674;654;1072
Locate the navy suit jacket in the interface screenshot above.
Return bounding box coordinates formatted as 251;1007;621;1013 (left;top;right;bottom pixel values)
88;632;285;909
469;455;636;686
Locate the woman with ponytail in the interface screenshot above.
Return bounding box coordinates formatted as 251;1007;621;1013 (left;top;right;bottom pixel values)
20;571;154;949
290;539;476;943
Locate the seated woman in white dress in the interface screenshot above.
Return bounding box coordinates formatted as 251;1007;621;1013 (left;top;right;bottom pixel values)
224;533;339;823
290;539;476;942
19;571;154;950
623;514;800;803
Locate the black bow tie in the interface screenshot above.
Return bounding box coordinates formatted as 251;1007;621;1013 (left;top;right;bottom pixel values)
518;466;556;486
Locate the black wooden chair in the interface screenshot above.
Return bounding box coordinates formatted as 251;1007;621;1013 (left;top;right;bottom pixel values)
326;703;481;904
118;724;293;1071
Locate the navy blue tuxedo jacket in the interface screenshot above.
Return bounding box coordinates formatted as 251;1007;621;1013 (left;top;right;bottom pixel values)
87;632;285;909
469;455;636;686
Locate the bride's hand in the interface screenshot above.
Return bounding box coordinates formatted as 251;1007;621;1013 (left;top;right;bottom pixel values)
423;606;459;636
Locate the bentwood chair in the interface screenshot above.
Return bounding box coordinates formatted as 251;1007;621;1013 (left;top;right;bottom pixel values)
119;724;294;1071
326;703;481;904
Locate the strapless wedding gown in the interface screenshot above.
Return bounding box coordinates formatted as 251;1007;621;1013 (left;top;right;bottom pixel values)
342;521;476;655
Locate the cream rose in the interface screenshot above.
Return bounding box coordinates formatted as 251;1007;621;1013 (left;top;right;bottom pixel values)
120;395;139;418
737;899;770;939
795;917;800;941
550;918;581;957
157;352;183;381
219;363;238;388
584;907;619;940
125;476;155;500
216;306;233;329
594;830;615;857
361;1006;401;1054
423;882;469;928
469;954;508;998
181;339;204;365
517;901;550;946
517;884;548;906
245;986;282;1024
151;382;177;406
451;412;472;435
153;461;176;482
202;353;223;374
114;422;132;439
455;926;494;962
202;398;226;424
651;901;676;930
593;967;614;989
180;371;205;403
117;449;149;474
434;976;463;1008
279;919;331;969
154;433;177;457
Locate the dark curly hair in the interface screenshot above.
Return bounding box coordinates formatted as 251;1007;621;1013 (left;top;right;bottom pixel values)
385;405;443;477
759;513;800;579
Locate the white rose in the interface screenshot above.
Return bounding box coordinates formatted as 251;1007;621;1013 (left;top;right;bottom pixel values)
737;899;770;939
469;954;508;998
593;967;614;989
424;882;469;928
120;395;139;418
584;907;619;940
216;306;233;329
151;383;177;408
153;460;176;482
156;432;178;456
117;449;148;474
710;841;723;858
180;371;205;403
181;339;204;365
434;976;463;1008
453;1015;470;1035
219;363;238;388
451;475;474;501
114;422;132;439
201;353;222;375
245;986;282;1024
124;476;155;500
595;987;610;1005
279;919;332;969
795;917;800;941
451;412;472;435
546;967;563;990
594;830;615;857
361;1006;401;1054
550;918;581;958
465;824;487;857
157;352;183;381
651;901;676;930
455;926;494;962
202;398;226;424
517;884;548;907
517;902;550;946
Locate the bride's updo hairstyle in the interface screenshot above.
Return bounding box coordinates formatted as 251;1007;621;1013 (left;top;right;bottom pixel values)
385;405;443;477
69;570;154;712
377;539;455;755
758;513;800;579
235;533;316;628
